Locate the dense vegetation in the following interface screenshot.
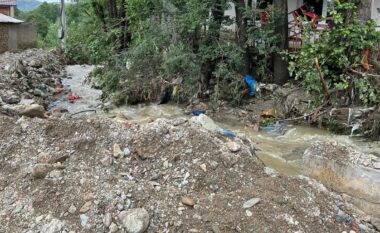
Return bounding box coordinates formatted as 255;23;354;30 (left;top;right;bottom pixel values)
17;0;380;107
289;2;380;106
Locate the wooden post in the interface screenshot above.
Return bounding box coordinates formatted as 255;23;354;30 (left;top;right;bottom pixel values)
59;0;66;50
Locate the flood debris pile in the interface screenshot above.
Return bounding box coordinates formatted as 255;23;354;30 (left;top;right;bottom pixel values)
303;140;380;222
304;140;380;169
0;114;376;233
0;49;64;108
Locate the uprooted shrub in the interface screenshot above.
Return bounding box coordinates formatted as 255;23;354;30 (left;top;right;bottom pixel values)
288;2;380;107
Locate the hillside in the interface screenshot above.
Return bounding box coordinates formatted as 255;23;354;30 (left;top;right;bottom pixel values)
17;0;42;11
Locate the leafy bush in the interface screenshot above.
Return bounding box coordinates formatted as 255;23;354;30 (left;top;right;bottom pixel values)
288;2;380;106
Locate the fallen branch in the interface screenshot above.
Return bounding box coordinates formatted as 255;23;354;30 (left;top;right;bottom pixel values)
348;68;380;78
70;109;97;117
315;58;331;101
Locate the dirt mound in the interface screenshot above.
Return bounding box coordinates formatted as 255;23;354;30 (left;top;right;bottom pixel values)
0;114;373;233
0;49;64;107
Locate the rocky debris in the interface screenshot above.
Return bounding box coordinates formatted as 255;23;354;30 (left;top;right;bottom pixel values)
190;114;219;132
243;198;261;209
119;208;150;233
15;104;47;118
372;218;380;231
0;49;64;109
68;205;77;214
40;218;65;233
0;115;373;232
225;141;241;152
181;197;196;207
31;163;65;179
304;140;379;169
113;143;123;158
79;201;92;213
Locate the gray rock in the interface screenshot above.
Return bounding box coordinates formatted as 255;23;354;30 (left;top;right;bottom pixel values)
172;118;187;126
209;160;219;170
40;218;65;233
123;147;131;157
2;95;20;104
191;114;219;132
29;60;41;67
33;89;45;97
373;162;380;170
371;217;380;231
212;224;221;233
264;167;278;177
12;203;23;214
109;222;118;233
103;213;112;227
117;203;124;211
243;198;261;209
17;104;46;118
101;156;112;167
49;170;62;179
68;205;77;214
225;141;241;152
119;208;150;233
80;214;90;228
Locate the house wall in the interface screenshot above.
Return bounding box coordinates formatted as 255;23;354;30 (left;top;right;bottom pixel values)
372;0;380;31
0;6;10;16
0;23;36;53
0;23;9;53
8;23;18;51
13;23;37;50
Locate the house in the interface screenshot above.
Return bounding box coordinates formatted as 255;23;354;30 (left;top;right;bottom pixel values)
0;0;16;17
0;1;37;53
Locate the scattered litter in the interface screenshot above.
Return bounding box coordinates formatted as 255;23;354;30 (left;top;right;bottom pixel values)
217;128;236;137
68;94;81;103
192;110;206;116
244;74;256;96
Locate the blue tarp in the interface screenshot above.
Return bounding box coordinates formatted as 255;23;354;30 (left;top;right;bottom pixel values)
244;74;256;97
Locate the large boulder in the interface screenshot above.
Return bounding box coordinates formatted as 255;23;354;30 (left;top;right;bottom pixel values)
16;104;47;118
119;208;150;233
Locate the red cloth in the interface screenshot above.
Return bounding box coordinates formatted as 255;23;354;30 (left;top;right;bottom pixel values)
306;12;317;21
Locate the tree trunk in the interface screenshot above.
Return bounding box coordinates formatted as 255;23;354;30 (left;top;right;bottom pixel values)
108;0;117;19
235;0;252;74
118;0;131;51
273;0;289;85
359;0;372;22
199;0;224;95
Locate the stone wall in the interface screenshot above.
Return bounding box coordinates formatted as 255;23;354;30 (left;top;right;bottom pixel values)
0;24;9;53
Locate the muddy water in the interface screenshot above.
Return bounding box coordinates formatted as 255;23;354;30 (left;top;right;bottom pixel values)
52;65;380;216
49;65;103;114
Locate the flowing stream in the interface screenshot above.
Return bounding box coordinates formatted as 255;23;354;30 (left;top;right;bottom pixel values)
50;65;380;217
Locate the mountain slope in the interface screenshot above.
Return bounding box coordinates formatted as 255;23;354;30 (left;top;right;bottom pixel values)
17;0;42;11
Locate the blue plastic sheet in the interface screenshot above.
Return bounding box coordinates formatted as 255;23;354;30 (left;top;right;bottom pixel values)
217;128;236;137
244;74;256;96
